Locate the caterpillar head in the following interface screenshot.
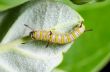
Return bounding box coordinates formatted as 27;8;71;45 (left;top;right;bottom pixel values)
24;24;36;39
29;31;36;40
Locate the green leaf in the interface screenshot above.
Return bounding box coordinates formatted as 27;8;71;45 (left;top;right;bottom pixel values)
58;0;110;72
0;0;29;11
70;0;106;5
70;0;92;5
52;68;66;72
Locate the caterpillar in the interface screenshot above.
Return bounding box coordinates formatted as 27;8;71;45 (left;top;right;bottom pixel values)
24;22;85;47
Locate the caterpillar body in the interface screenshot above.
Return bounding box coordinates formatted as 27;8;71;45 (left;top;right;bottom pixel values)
25;23;85;44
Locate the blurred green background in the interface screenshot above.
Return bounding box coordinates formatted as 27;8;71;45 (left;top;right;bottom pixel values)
0;0;110;72
58;0;110;72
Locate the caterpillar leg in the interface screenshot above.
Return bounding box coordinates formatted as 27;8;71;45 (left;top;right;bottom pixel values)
21;43;26;44
73;21;83;29
46;42;50;48
45;31;53;48
49;31;52;35
79;21;83;28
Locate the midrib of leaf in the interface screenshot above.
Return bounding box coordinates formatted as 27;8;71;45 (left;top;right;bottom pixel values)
0;35;31;52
